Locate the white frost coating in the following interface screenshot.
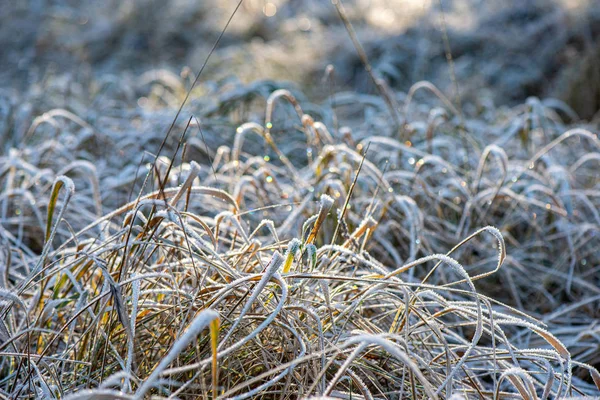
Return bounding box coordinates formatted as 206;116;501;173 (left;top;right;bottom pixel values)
135;309;219;399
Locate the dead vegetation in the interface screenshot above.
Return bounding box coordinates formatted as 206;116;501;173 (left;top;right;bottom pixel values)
1;0;600;399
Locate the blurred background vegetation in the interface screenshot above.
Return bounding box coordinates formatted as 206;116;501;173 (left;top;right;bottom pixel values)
1;0;599;118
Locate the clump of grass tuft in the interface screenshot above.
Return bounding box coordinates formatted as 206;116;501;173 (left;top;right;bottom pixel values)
1;62;600;398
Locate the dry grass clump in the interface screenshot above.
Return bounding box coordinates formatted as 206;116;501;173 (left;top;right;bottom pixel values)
1;71;600;399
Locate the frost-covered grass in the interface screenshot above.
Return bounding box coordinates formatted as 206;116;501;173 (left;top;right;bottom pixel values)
1;69;600;398
1;1;600;399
